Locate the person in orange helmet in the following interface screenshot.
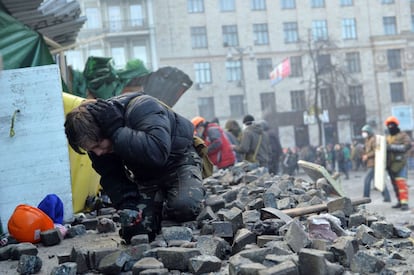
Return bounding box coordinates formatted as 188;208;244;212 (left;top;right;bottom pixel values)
384;116;412;211
192;116;236;169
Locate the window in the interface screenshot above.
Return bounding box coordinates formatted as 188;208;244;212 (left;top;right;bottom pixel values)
342;18;357;40
349;85;364;105
387;49;401;70
191;27;208;49
194;62;212;84
89;48;103;57
251;0;266;10
133;45;148;67
411;15;414;32
257;58;273;80
253;24;269;45
383;16;397;35
317;54;331;74
281;0;296;9
382;0;394;4
345;52;361;73
291;90;306;111
340;0;353;6
108;6;122;31
130;5;144;26
226;60;242;81
188;0;204;13
390;82;404;103
230;95;245;117
222;25;239;47
260;92;276;113
312;20;328;40
320;88;333;109
85;8;102;29
311;0;325;8
220;0;235;12
283;22;299;43
290;56;303;77
198;97;215;120
111;46;126;69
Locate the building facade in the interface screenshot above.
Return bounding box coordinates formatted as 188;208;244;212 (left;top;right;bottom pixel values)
66;0;157;71
67;0;414;149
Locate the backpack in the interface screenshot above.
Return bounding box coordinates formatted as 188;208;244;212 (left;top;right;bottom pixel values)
193;135;214;178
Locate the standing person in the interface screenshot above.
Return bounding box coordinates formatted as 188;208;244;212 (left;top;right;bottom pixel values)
192;116;236;169
361;124;391;201
259;120;283;175
234;115;270;169
224;119;243;162
64;92;206;243
334;144;350;179
384;116;412;210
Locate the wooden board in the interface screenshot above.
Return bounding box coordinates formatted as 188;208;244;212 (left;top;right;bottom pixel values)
374;134;387;192
297;160;345;197
0;65;73;231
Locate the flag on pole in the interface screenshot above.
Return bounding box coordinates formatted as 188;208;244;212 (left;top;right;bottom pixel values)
269;58;291;86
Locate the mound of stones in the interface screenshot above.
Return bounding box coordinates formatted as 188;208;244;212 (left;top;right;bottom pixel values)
2;162;414;274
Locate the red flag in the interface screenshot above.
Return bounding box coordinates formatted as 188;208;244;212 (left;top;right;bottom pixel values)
269;58;291;86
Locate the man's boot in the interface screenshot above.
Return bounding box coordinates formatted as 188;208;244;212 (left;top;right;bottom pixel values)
400;204;409;211
392;202;401;208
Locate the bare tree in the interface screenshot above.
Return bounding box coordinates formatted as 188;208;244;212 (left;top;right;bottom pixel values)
302;31;357;146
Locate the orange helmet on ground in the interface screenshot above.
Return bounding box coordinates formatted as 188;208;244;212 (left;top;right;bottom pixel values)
8;204;54;243
191;116;206;128
384;116;399;126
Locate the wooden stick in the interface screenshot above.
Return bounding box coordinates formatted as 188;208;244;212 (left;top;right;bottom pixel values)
261;197;371;220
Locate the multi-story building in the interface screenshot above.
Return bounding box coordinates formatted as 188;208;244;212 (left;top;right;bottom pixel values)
67;0;414;148
66;0;157;72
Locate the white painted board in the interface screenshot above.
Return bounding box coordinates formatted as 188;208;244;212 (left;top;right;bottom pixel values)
374;134;386;192
0;65;73;232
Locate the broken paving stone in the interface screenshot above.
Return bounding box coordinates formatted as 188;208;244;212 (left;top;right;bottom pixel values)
50;262;77;275
205;195;226;212
88;247;119;270
355;224;378;246
11;242;38;260
98;250;132;274
139;267;169;274
232;228;256;254
251;219;286;235
238;262;267;274
65;224;86;238
132;257;164;274
327;197;354;217
211;221;234;238
156;247;201;271
371;221;394;239
96;217;116;233
259;259;298;275
161;226;193;244
188;254;222;274
195;235;230;259
131;234;149;245
298;248;339;275
393;225;412;238
17;254;42;274
195;205;217;223
330;236;359;267
69;246;89;274
284;220;311;253
41;228;63;246
350;250;386;274
348;213;366;228
217;207;244;233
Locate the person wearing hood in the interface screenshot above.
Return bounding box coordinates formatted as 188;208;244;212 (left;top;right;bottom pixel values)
384;116;412;211
233;114;270;168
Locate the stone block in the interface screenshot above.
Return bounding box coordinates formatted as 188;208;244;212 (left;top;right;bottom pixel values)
327;197;353;217
188;254;222;274
10;242;38;260
259;260;298;275
156;247;201;271
40;228;63;246
284;220;311;253
132;257;164;275
232;228;256;254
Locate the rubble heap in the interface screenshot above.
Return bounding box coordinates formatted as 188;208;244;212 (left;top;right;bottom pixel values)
1;162;414;274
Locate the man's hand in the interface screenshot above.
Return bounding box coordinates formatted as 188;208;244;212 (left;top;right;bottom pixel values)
87;99;124;137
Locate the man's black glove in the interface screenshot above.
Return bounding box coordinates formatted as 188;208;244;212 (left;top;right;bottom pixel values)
87;99;124;137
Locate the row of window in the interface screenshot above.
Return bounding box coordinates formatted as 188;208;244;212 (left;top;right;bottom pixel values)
188;0;394;13
198;81;404;119
194;49;403;84
192;17;398;49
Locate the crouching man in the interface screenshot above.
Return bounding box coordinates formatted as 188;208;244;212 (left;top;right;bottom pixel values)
64;92;206;243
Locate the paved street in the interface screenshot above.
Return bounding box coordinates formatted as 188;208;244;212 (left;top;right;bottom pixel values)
300;169;414;227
